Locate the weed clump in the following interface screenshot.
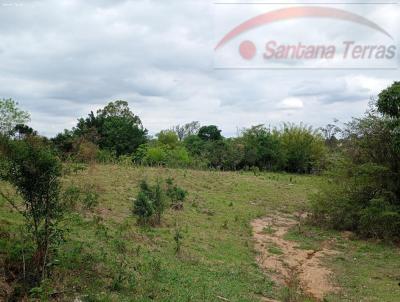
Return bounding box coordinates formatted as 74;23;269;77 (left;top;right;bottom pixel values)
166;177;187;210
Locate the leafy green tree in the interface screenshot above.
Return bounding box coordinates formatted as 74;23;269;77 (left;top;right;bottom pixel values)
13;124;37;139
279;123;326;173
198;125;222;141
54;100;147;158
0;136;64;282
183;135;205;156
100;115;147;156
0;98;30;136
377;81;400;118
240;125;283;170
312;83;400;240
52;129;76;156
157;130;179;148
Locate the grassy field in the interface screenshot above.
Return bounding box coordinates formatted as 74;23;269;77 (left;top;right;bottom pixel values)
1;164;399;301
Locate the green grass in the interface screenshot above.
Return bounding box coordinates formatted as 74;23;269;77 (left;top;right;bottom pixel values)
267;244;284;256
0;164;399;301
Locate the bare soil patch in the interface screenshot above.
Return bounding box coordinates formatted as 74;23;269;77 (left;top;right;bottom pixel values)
252;214;339;301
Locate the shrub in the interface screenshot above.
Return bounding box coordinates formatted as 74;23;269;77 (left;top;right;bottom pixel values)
166;147;191;167
152;179;166;224
279;123;327;173
166;178;187;210
133;180;165;225
0;136;64;284
133;191;154;225
74;138;99;163
311;83;400;240
145;146;167;166
61;183;99;212
96;149;117;164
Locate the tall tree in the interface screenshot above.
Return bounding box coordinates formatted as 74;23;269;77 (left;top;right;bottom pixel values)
0;98;30;136
55;100;148;157
198;125;222;141
172;121;200;141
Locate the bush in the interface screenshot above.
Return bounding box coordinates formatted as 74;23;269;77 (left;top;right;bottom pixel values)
74;138;99;163
133;180;165;225
62;183;99;212
96;149;117;164
166;178;187;210
0;136;64;284
133;191;155;225
279;123;327;173
132;178;187;224
311;83;400;240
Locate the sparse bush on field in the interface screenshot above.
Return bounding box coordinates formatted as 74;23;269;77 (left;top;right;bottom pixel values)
62;183;100;212
166;177;187;210
133;190;154;225
0;136;65;291
132;178;187;224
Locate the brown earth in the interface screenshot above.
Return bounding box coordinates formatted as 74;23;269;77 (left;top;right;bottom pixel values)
252;214;339;301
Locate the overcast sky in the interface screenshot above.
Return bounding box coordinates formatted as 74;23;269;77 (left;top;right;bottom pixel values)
0;0;398;137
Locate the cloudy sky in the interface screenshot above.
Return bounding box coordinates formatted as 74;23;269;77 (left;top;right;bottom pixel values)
0;0;398;137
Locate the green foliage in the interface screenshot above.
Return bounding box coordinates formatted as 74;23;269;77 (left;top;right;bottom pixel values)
0;98;30;136
62;182;100;212
135;135;191;168
240;125;283;170
145;145;168;165
96;149;117;164
183;135;204;157
377;81;400;118
0;136;64;284
74;138;99;163
166;177;187;210
133;190;154;225
53;100;147;159
198;125;223;141
133;178;187;224
156;130;179;148
153;179;166;224
279;123;327;173
312;84;400;240
133;179;166;225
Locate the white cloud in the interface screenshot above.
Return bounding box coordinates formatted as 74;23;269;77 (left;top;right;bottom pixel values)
277;97;304;110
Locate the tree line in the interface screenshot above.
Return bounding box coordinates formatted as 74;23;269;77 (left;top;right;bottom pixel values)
47;100;327;173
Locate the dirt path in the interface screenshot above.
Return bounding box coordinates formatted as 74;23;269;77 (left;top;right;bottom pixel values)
251;214;338;301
